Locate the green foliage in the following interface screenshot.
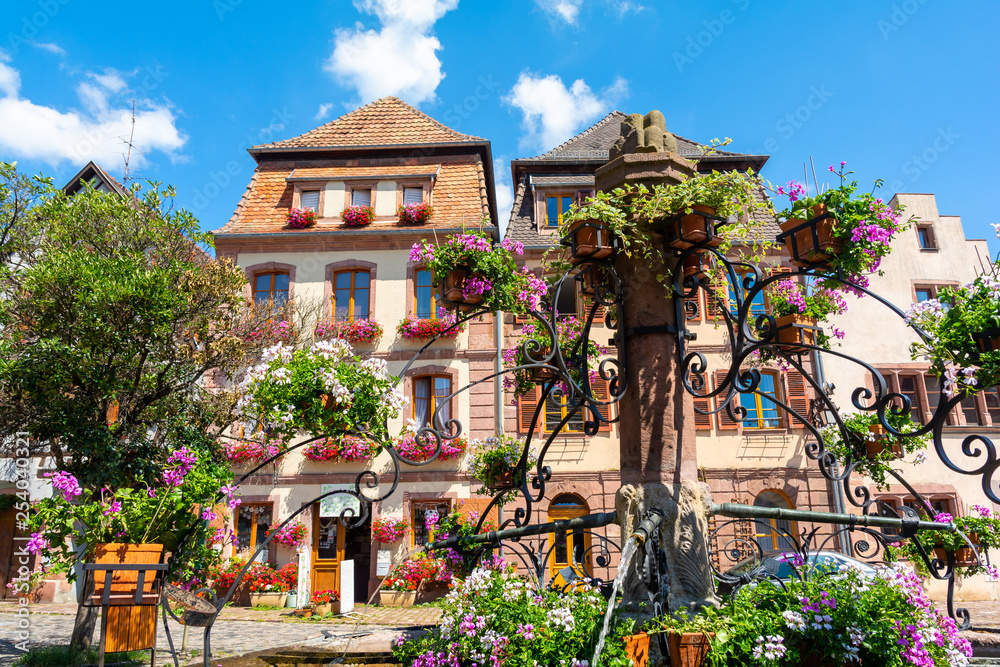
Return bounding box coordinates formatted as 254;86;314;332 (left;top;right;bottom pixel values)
12;645;146;666
820;410;928;490
502;317;607;398
888;505;1000;576
466;435;536;504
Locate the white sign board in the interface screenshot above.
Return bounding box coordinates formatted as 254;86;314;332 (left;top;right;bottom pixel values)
376;549;391;577
339;559;355;614
320;484;362;518
296;550;310;608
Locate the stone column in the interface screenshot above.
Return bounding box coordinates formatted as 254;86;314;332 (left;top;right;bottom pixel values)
595;151;717;617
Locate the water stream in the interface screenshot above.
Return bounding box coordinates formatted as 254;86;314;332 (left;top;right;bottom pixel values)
590;536;639;667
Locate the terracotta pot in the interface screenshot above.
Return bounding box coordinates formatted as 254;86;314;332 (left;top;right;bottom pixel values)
624;632;650;667
528;346;558;381
380;590;416;607
91;543;164;653
934;546;980;567
567;218;614;264
492;468;519;488
779;204;842;268
665;205;722;251
439;268;485;312
579;265;609;296
864;431;902;460
682;253;709;281
772;314;819;353
667;632;713;667
974;328;1000;354
250;591;287;608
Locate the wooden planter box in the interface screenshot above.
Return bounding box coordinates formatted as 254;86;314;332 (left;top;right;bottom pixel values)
778;204;842;268
250;591;287;608
667;632;713;667
772;314;819;353
438;267;485;312
624;632;650;667
91;543;164;654
312;600;341;616
565;218;615;264
934;546;980;567
380;590;416;607
662;206;723;251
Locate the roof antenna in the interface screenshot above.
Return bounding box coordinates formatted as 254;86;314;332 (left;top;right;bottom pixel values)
121;99;143;185
809;156;821;195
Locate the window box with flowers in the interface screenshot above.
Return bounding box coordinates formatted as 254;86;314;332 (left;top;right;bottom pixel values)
409;233;546;314
223;436;288;466
396;310;465;341
341;205;376;227
393;435;467;463
397;202;433;225
315;318;383;346
286;207;317;229
301;434;380;463
372;517;409;544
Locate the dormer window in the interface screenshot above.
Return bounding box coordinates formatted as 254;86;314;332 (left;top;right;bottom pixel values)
352;189;372;207
403;187;424;205
300;189;320;212
546;195;573;228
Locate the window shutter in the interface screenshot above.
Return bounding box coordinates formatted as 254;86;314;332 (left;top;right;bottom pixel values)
351;189;371;207
705;290;728;319
581;295;606;323
689;372;712;431
714;370;741;431
518;385;542;435
591;377;613;432
300;190;320;211
784;370;811;428
403;187;423;205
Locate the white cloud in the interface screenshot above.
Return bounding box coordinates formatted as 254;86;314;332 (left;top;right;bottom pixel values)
325;0;459;105
493;157;513;233
0;57;185;169
33;42;66;56
505;71;628;152
535;0;582;24
315;103;334;121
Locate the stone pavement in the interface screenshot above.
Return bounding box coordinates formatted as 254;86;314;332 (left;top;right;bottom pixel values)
0;602;444;666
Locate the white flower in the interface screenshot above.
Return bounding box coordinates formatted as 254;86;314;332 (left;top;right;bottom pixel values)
782;610;806;632
360;357;389;379
262;342;292;363
913;451;927;465
271;367;292;384
312;338;352;361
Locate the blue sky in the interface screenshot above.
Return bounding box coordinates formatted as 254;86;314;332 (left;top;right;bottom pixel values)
2;0;998;255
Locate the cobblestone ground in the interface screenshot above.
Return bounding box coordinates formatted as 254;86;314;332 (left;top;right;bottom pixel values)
0;602;443;666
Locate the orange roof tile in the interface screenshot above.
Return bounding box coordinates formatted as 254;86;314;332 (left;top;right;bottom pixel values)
287;164;441;181
254;97;483;151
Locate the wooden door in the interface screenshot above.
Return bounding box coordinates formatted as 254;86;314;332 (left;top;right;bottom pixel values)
0;507;14;600
547;495;591;588
311;512;343;597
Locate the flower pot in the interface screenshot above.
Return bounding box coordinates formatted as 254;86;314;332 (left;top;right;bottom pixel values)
779;204;842;268
772;314;819;353
313;602;332;616
973;328;1000;354
865;426;902;459
250;592;287;608
663;206;723;251
91;543;164;653
953;547;979;567
439;268;484;312
667;632;713;667
578;264;609;296
528;346;558;382
682;253;709;282
380;590;416;607
624;633;650;667
565;218;615;264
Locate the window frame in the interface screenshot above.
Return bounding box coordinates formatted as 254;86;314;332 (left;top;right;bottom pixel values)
292;183;326;216
411;500;451;547
235;503;274;563
742;370;782;430
252;271;290;310
333;269;371;321
543;392;585;433
412;374;453;430
414;268;437;320
728;270;768;318
752;489;797;551
344;182;377;212
915;224;937;251
544;194;574;228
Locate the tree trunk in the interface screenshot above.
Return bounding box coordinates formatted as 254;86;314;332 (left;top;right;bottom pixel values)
69;572;96;652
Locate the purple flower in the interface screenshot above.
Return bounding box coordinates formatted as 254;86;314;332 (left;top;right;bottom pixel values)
45;471;82;500
147;488;157;498
103;499;122;516
517;623;535;640
933;512;953;524
25;532;49;554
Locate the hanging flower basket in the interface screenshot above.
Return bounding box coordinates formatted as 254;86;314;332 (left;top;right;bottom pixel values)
528;346;559;382
372;517;409;544
661;205;725;252
438;267;486;312
563;218;615;264
973;326;1000;354
578;264;610;297
933;546;980;568
778;204;842;269
271;519;308;548
666;631;713;667
341;205;376;227
864;426;903;460
771;314;819;353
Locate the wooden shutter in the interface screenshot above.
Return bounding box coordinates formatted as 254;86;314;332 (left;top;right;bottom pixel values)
591;377;613;432
714;370;741;431
403;187;423;204
581;295;607;323
518;385;542;435
300;190;320;211
705;289;728;319
784;370;811;428
690;372;712;431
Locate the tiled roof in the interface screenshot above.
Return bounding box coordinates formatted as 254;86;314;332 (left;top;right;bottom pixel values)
287;165;441;181
253;97;483;151
62;161;129;197
217;156;487;235
528;174;595;187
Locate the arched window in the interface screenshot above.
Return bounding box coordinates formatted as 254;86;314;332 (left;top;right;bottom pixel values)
547;494;591;586
253;272;289;310
753;489;796;551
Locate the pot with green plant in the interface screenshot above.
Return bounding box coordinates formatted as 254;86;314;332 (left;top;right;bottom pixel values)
820;410;929;490
564;217;617;264
311;589;339;616
754;278;846;360
891;506;1000;574
657;607;720;667
502;317;609;398
467;435;537;503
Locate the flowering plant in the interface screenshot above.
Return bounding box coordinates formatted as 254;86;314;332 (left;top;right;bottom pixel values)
28;450;237;582
774;164;910;286
315;318;383;345
906;272;1000;398
237;340;404;442
302;434;380;462
286;207;317;229
311;589;339;604
341;205;375;227
247;562;289;593
503;317;608;398
223;435;288;465
467;436;536;504
393;435;467;462
271;519;308;548
409;232;546;313
230;318;296;347
372;517;409;544
661;561;971;666
382;554;451;591
889;505;1000;576
819;411;930;489
393;565;634;667
397;310;465;340
397;202;433;225
208;557;248;593
277;561;298;590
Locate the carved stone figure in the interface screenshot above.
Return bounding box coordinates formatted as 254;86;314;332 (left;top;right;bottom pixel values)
610;110;679;160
